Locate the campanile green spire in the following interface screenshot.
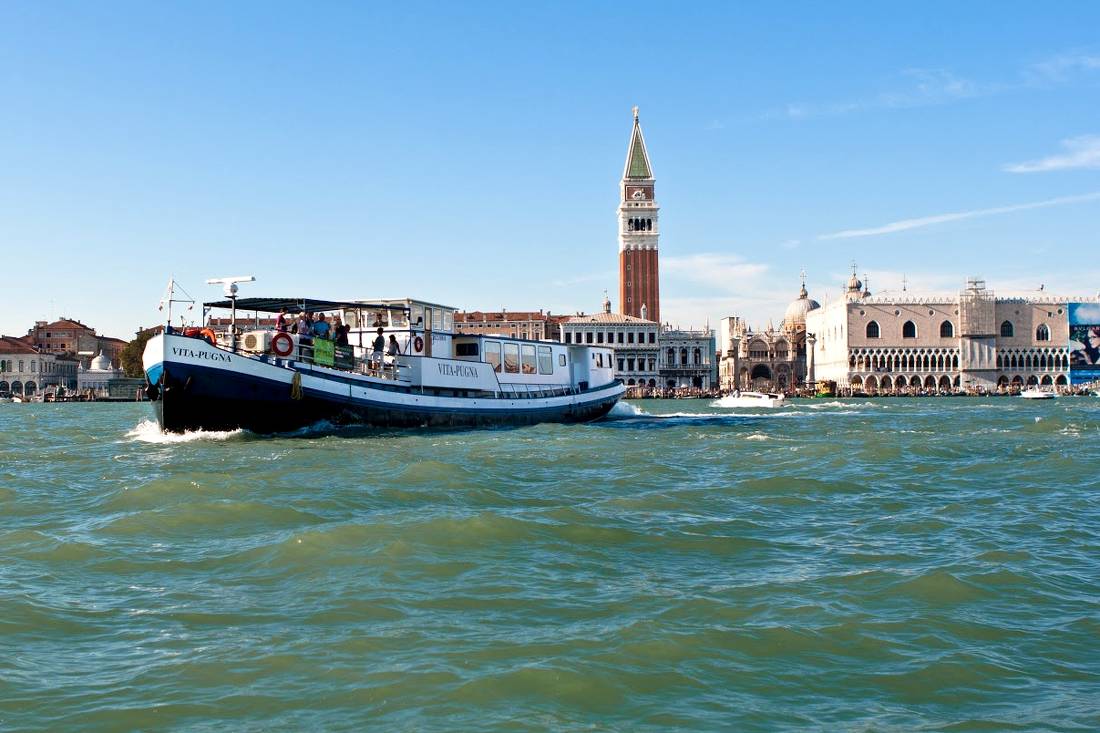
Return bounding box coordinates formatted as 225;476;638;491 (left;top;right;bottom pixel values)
624;106;653;180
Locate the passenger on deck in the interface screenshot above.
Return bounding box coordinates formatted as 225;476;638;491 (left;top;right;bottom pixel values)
372;328;385;367
333;316;349;347
296;312;312;343
386;334;400;358
276;308;290;333
313;313;331;340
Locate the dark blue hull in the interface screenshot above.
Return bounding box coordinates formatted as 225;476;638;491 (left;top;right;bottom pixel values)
150;361;622;434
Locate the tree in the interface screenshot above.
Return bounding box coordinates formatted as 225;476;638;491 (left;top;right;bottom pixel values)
120;329;157;378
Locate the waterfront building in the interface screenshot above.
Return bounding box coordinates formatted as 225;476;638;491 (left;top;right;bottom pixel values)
805;274;1087;393
618;107;660;324
77;352;124;396
659;328;717;390
561;296;660;388
455;310;566;342
0;336;44;397
718;278;819;392
0;337;73;395
22;318;126;368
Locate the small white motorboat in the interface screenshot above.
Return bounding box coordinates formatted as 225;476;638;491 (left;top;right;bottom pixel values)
714;391;787;408
1020;387;1055;400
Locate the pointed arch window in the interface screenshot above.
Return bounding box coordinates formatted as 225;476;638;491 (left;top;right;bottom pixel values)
939;320;954;338
866;321;880;339
902;321;917;338
1000;320;1014;338
1036;324;1050;342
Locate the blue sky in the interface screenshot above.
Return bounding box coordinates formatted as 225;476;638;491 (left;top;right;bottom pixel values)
2;2;1098;340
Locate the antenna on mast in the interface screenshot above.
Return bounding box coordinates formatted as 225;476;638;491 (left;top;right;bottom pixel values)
206;276;255;352
159;277;196;329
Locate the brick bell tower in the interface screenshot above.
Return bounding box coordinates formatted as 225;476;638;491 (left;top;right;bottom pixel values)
618;106;660;323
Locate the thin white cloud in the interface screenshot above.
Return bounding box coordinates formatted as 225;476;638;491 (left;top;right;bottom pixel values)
662;253;769;291
770;51;1100;121
767;68;987;120
1004;135;1100;173
818;191;1100;240
1026;52;1100;83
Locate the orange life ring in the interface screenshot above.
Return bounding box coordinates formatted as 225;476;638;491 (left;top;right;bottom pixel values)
413;335;424;353
272;332;294;357
199;328;217;346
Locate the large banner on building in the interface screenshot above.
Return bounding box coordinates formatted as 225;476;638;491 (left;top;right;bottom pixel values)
1068;303;1100;385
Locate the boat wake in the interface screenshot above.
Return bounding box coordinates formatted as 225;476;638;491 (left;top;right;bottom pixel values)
710;395;787;409
125;419;246;444
605;400;870;425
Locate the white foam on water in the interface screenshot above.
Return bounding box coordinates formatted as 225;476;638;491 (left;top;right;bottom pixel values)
609;402;649;417
743;433;769;441
125;419;245;444
710;396;788;410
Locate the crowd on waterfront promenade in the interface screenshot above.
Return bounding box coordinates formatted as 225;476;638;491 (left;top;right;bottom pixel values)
623;384;1097;400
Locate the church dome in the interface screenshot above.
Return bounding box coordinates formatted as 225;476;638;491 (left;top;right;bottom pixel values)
783;283;820;330
90;352;112;371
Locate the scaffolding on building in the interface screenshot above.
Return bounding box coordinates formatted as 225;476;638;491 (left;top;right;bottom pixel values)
959;277;996;337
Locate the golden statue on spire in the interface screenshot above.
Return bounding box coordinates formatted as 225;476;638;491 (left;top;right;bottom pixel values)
632;105;639;120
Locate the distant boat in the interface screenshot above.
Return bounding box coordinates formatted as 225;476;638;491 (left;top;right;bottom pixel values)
715;391;786;408
1020;387;1055;400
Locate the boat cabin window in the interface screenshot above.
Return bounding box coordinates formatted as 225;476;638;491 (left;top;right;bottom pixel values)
503;343;519;373
411;305;424;328
558;354;567;367
344;309;359;328
389;310;409;328
456;342;479;356
521;344;537;374
537;345;553;375
443;310;453;332
484;340;502;372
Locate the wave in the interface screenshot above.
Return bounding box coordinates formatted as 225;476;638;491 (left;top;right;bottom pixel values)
124;419;245;444
608;402;647;417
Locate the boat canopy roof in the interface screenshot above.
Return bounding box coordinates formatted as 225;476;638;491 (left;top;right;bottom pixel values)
203;297;408;314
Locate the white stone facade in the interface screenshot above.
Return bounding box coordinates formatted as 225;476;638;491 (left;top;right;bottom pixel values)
560;304;661;387
806;278;1086;392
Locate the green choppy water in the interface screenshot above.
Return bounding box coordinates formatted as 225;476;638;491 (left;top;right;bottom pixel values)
1;398;1098;731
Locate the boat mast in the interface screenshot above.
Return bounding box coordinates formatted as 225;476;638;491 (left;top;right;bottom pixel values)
206;276;255;352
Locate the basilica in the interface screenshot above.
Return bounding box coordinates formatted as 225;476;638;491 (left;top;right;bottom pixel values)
717;277;819;392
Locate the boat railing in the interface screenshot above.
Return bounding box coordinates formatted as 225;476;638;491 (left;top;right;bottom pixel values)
291;338;405;381
214;330;406;382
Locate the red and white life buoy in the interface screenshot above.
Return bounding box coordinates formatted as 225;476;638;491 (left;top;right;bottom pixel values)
413;335;424;353
272;332;294;357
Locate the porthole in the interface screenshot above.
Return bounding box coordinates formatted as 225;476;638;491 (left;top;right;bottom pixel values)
894;309;900;316
929;309;935;316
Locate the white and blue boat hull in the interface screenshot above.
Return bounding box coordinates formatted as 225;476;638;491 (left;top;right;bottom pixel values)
143;334;624;433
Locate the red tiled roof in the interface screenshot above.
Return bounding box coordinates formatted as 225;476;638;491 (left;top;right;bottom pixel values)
0;336;40;354
455;311;555;322
42;319;93;330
